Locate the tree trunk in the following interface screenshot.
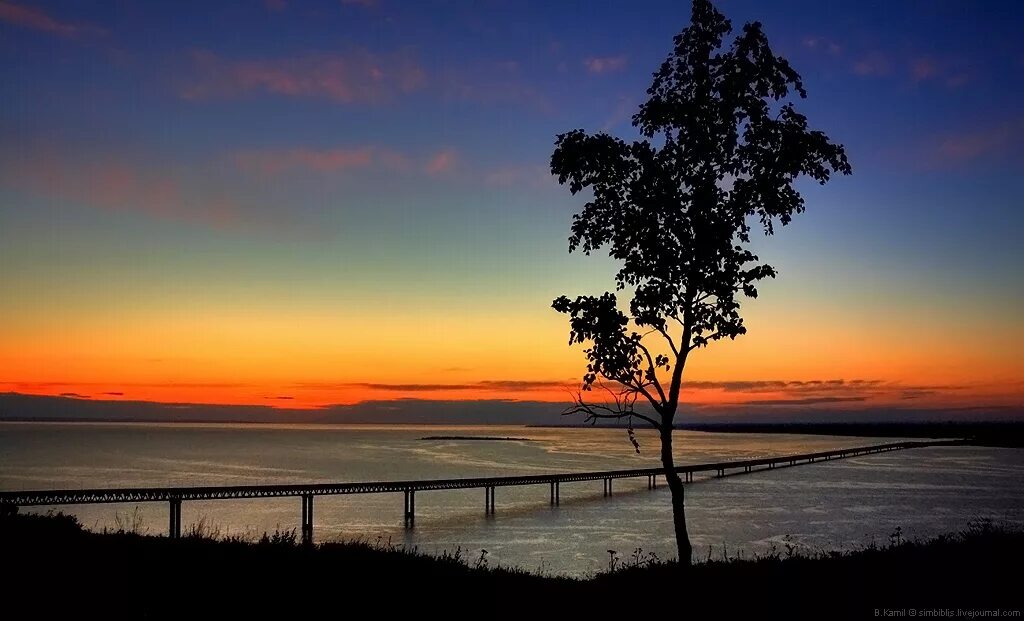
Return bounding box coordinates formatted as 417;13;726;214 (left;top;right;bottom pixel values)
660;425;693;566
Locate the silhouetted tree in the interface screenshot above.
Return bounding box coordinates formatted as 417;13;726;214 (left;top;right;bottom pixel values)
550;0;851;565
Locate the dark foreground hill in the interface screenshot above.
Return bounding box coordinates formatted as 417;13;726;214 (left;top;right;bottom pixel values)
1;512;1019;619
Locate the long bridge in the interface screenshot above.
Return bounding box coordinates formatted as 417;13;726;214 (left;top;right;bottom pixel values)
0;439;963;543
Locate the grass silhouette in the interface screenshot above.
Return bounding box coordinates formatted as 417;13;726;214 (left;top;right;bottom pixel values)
2;511;1019;619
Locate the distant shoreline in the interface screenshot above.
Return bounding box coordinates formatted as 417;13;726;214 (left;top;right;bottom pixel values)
527;421;1024;447
418;435;533;442
3;418;1022;447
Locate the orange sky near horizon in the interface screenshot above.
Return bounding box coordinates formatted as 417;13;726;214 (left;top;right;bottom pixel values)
2;288;1021;414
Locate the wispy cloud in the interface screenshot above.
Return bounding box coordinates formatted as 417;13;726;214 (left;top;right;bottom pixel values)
852;52;891;77
483;164;553;189
180;49;550;112
264;0;288;12
938;122;1024;162
181;49;426;104
844;46;971;88
584;55;627;74
741;396;868;406
917;119;1024;168
684;379;884;393
425;148;458;175
0;1;104;38
344;380;571;392
684;378;978;410
234;147;376;175
0;145;283;231
5;381;251;390
232;145;457;176
899;389;936;400
802;36;842;56
909;56;972;88
439;61;552;111
601;95;636;131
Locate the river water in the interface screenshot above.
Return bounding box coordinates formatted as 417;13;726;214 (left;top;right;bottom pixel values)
1;422;1021;576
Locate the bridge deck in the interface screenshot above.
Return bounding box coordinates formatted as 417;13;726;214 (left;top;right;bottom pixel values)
0;439;962;507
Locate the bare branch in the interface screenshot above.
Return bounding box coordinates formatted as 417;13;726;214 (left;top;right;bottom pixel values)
562;387;662;430
606;369;664;415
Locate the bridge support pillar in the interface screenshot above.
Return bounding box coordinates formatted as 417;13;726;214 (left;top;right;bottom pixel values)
550;481;556;505
403;490;416;528
484;486;495;515
301;494;314;545
168;499;181;539
555;481;560;506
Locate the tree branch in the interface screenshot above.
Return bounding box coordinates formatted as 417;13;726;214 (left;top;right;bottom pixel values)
688;331;722;351
607;369;664;416
562;396;662;430
653;324;680;358
634;339;668;403
666;302;693;413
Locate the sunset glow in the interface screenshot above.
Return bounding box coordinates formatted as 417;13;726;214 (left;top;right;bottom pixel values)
1;0;1021;421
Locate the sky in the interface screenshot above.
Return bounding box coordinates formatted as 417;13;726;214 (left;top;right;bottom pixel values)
1;0;1022;421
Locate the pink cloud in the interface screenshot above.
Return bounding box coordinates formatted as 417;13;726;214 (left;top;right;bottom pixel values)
0;1;104;37
910;57;939;82
0;147;269;230
235;147;376;175
803;36;842;56
602;95;636;131
264;0;288;11
933;120;1024;165
439;62;552;112
852;52;891;77
944;73;971;89
181;49;426;104
584;55;627;74
850;51;972;88
484;165;553;189
898;119;1024;170
181;51;549;113
425;149;457;175
233;146;457;177
908;56;972;89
